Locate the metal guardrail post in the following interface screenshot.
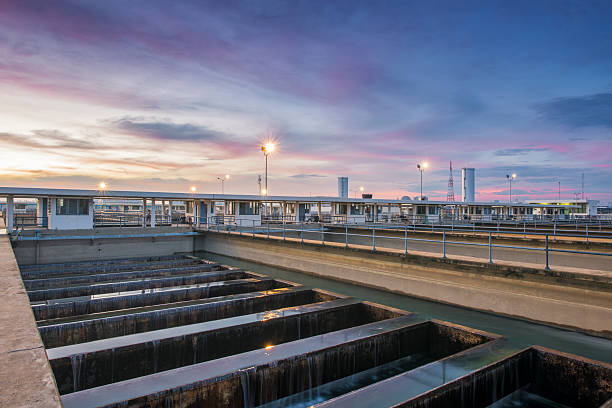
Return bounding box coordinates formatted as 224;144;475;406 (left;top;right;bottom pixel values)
404;226;408;255
283;220;286;241
267;222;270;239
252;220;255;238
545;234;550;270
443;229;447;259
345;224;348;248
523;222;526;239
586;224;589;243
488;232;493;264
301;221;304;243
372;227;376;251
321;223;324;245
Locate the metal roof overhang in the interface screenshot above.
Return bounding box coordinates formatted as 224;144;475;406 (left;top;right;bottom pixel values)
0;187;578;209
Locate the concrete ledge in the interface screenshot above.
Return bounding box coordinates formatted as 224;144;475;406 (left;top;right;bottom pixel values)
0;234;62;407
198;233;612;337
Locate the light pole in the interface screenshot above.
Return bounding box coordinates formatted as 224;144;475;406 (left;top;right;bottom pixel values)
261;143;275;196
352;186;365;198
506;173;516;202
217;174;230;194
417;162;428;200
558;180;561;200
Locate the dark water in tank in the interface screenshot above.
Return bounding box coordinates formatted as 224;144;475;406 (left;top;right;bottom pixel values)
487;387;571;408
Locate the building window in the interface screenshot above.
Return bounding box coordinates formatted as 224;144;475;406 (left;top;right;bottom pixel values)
239;202;259;215
56;199;89;215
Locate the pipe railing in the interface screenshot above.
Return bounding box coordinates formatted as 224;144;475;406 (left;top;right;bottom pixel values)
203;219;612;272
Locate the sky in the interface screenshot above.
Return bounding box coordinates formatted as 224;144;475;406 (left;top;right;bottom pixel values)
1;0;611;203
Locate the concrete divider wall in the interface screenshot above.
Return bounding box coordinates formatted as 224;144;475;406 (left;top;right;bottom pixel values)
0;234;62;407
197;233;612;336
12;227;196;265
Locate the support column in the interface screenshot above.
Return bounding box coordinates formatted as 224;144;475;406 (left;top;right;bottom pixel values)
195;200;201;228
160;200;166;224
169;200;173;226
150;199;156;227
37;197;48;227
317;202;322;222
142;199;147;227
6;195;14;233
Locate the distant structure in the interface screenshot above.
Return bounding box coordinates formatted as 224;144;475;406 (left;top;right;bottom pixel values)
338;177;348;198
462;168;475;202
447;161;455;202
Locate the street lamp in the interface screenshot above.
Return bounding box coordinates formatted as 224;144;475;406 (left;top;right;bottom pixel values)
98;181;107;196
190;186;196;193
217;174;230;194
352;186;365;198
506;173;516;202
261;142;275;196
417;162;428;200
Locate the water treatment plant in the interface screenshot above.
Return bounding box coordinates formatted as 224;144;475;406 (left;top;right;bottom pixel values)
0;186;610;407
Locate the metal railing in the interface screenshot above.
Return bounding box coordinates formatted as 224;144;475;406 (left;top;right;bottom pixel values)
202;220;612;272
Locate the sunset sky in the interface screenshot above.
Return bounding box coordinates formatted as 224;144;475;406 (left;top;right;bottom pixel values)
1;0;611;202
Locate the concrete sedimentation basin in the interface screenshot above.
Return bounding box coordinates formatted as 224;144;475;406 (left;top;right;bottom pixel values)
1;227;612;407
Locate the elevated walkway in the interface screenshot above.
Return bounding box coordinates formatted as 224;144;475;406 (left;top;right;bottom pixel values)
0;230;62;407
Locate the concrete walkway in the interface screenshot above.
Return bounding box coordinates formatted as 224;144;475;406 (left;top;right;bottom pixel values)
0;232;62;407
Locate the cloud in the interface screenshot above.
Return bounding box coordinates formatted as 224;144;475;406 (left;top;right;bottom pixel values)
494;147;548;156
108;117;229;141
535;92;612;128
0;129;97;150
289;174;327;178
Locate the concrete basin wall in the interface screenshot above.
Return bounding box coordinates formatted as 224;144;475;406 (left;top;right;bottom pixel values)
32;278;289;320
27;269;251;301
12;227;196;265
40;287;337;348
20;255;196;275
61;318;492;407
400;346;612;408
197;233;612;336
49;299;400;394
22;260;211;286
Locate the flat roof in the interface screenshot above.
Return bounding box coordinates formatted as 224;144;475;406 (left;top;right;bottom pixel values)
0;187;576;208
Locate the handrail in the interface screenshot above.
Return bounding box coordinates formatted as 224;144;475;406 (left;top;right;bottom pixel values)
202;220;612;272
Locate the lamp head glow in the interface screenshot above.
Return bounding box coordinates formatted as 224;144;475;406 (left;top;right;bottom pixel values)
512;173;517;179
190;186;196;193
359;186;364;192
225;174;230;180
261;188;267;195
423;162;429;169
262;142;275;154
98;182;106;190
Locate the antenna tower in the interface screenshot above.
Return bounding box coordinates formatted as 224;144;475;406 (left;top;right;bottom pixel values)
447;161;455;201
